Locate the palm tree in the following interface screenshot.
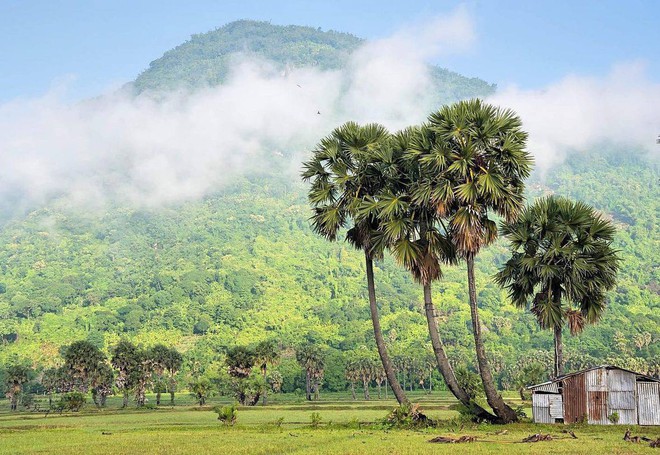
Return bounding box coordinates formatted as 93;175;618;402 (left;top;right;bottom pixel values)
111;340;140;408
296;344;325;401
412;99;533;422
254;340;279;405
376;127;498;422
163;347;183;405
4;363;29;411
61;340;106;393
496;195;619;377
301;121;409;405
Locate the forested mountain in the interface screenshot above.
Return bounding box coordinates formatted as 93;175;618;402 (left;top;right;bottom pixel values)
132;20;495;101
0;21;657;392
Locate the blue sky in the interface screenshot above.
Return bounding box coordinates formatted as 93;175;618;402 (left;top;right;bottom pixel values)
1;0;659;101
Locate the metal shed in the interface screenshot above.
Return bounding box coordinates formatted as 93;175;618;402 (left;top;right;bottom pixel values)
528;365;660;425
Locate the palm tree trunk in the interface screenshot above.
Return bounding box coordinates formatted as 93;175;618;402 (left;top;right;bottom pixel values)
466;255;518;423
365;253;409;405
554;324;563;377
350;382;356;400
262;366;268;406
305;371;311;401
423;282;499;422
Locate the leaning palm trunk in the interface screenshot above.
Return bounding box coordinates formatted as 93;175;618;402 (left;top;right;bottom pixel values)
423;283;499;422
365;253;409;405
466;256;518;423
554;325;563;377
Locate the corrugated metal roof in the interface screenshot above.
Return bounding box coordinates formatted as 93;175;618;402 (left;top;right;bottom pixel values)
527;365;660;389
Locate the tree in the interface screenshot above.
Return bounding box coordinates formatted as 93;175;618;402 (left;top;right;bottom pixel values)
225;346;256;379
149;344;171;405
301;121;409;405
410;99;532;422
376;127;498;422
60;340;106;393
296;344;325;401
163;347;183;405
91;363;114;407
496;195;620;377
254;340;279;405
189;378;213;406
4;363;29;411
111;340;141;408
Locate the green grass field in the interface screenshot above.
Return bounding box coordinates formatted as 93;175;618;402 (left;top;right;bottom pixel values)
0;392;658;454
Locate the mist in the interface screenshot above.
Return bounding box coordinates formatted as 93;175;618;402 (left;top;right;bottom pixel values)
0;8;657;217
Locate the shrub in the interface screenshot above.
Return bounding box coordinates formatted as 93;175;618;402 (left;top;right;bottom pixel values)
382;403;433;429
56;392;86;412
608;412;620;424
214;404;237;426
309;412;322;428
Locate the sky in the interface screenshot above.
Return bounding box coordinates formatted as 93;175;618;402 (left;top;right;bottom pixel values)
1;0;659;102
0;1;658;215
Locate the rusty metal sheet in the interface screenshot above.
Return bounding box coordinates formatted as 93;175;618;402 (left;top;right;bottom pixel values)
588;391;609;424
611;409;638;425
587;368;607;392
563;373;587;423
637;382;660;426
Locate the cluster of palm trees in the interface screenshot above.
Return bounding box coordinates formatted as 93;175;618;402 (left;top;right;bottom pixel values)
302;99;619;423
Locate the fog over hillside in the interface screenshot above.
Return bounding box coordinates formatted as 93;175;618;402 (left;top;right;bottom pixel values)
0;9;658;215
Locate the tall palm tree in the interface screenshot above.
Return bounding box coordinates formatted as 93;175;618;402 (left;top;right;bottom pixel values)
254;340;280;405
376;128;498;422
496;195;619;377
412;99;533;422
301;121;409;405
296;344;325;401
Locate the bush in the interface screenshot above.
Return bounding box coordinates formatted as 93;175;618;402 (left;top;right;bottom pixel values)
309;412;322;428
56;392;86;412
382;403;434;429
214;404;237;426
608;412;620;424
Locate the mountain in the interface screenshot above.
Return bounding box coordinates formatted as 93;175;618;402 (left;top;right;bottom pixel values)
132;20;496;101
0;21;657;390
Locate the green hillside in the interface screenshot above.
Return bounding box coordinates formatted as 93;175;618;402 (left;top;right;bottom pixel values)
0;21;657;393
132;20;496;101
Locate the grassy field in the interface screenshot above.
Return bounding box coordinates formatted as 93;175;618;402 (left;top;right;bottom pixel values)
0;392;658;454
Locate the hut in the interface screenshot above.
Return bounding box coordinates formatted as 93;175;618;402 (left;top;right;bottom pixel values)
528;365;660;425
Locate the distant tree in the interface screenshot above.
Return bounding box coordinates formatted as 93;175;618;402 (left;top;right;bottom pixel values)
189;378;213;406
149;344;171;405
41;368;62;408
225;346;256;379
61;340;106;393
91;363;114;407
111;340;140;408
4;363;29;411
296;344;325;401
344;360;359;400
254;340;279;405
163;347;183;405
496;196;619;377
267;370;283;395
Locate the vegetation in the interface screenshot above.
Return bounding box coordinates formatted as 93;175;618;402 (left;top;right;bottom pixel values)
132;20;496;102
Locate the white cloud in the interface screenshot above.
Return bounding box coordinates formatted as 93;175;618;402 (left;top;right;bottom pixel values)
0;9;475;214
488;62;660;170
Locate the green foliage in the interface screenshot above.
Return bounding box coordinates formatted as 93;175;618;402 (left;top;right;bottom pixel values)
382;403;433;428
57;392;86;412
309;411;322;428
214;404;237;426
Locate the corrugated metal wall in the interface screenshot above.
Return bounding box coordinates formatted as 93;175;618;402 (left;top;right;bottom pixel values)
587;369;609;424
563;373;587;423
637;382;660;426
607;369;637;425
532;393;554;424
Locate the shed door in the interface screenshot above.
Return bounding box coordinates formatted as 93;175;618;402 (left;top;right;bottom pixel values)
637;382;660;426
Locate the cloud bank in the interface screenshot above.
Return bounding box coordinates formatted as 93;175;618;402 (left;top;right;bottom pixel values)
488;62;660;170
0;8;657;217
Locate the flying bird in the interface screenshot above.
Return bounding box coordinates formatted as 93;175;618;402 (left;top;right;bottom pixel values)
317;111;321;115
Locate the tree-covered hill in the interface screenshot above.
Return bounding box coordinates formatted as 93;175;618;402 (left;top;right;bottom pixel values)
0;21;657;393
0;151;657;388
132;20;495;101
